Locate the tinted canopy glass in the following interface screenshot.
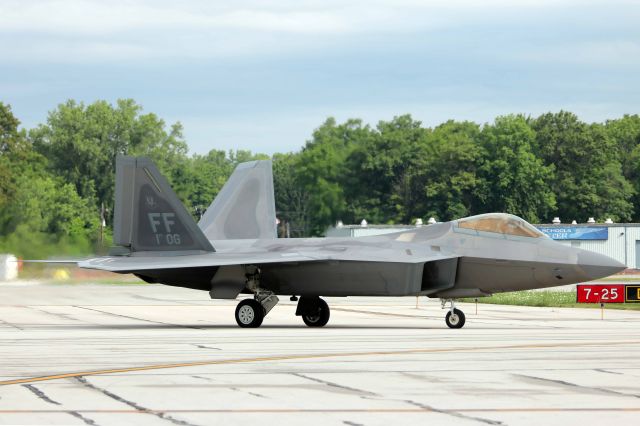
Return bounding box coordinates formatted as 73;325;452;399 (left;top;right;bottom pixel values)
457;213;543;238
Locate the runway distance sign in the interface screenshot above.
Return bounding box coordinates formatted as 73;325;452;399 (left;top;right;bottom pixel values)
625;285;640;303
576;284;624;303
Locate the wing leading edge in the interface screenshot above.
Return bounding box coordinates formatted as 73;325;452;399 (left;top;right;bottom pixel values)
78;249;457;273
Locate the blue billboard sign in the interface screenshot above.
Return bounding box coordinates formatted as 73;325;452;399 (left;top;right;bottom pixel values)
536;226;608;240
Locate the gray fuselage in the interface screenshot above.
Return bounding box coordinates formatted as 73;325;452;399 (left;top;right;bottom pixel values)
198;220;623;299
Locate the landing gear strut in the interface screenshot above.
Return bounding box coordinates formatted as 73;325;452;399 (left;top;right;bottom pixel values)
296;296;330;327
441;299;466;329
234;266;279;328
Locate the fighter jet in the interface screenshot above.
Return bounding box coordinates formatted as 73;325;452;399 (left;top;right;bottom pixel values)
76;156;625;329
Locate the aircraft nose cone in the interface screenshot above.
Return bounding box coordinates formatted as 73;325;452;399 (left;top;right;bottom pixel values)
578;250;626;281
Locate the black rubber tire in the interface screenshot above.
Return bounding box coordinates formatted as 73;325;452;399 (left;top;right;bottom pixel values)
445;308;466;329
235;299;264;328
302;298;330;327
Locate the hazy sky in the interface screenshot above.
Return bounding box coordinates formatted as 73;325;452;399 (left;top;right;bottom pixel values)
2;0;639;154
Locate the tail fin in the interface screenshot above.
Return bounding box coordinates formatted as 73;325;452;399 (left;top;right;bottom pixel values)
113;156;214;254
198;160;276;240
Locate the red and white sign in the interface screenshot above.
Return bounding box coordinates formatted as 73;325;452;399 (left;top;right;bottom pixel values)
576;284;625;303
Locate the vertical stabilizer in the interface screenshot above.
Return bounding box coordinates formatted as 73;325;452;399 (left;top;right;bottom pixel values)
113;156;214;253
198;160;276;240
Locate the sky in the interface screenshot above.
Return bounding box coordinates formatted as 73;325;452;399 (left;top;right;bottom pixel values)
1;0;639;155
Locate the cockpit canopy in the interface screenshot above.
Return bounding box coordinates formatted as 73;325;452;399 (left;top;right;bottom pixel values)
455;213;545;238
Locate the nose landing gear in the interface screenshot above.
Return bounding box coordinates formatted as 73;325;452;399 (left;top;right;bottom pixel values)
441;299;466;329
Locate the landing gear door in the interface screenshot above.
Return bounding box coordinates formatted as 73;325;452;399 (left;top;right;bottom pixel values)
420;258;458;295
210;265;246;299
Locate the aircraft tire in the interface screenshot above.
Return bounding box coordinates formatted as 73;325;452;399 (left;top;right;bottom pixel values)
235;299;264;328
302;298;330;327
445;309;465;329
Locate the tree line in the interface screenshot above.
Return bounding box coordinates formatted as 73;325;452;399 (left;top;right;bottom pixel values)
1;99;639;257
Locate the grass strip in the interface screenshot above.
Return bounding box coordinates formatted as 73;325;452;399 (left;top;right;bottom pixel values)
461;290;640;310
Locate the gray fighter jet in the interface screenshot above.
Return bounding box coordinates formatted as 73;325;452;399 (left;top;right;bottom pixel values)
77;156;625;329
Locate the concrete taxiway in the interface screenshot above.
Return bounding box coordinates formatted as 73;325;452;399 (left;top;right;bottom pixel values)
1;283;639;426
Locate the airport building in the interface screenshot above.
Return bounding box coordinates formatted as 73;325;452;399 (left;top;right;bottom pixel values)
326;218;640;270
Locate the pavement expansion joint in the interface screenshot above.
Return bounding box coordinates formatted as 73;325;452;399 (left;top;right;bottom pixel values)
2;340;639;386
2;289;640;424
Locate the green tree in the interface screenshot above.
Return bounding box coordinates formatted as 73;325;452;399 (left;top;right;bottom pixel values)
30;99;188;222
172;150;235;219
417;120;483;221
6;175;98;237
273;152;310;237
7;98;640;248
0;174;100;258
479;115;556;222
229;149;270;166
605;114;640;164
0;103;48;232
0;102;24;211
605;115;640;220
533;111;633;222
296;118;372;233
345;115;429;224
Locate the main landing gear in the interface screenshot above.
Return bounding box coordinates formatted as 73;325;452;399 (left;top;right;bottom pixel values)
295;296;330;327
234;291;280;328
234;266;279;328
235;299;264;328
232;266;331;328
234;295;331;328
441;299;466;329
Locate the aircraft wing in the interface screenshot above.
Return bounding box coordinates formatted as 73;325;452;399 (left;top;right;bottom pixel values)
78;252;314;272
78;249;456;273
